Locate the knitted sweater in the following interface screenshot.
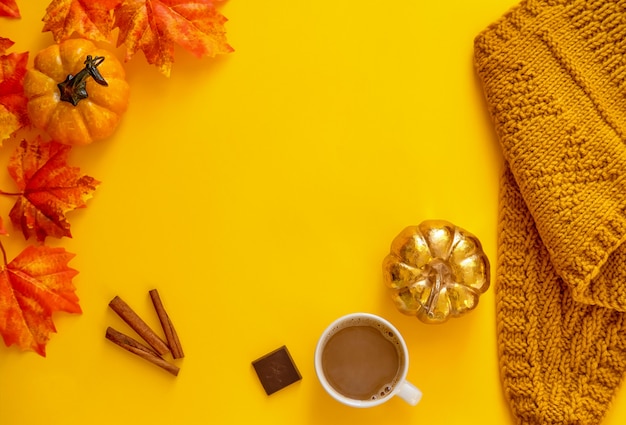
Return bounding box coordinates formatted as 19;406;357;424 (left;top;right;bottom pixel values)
474;0;626;423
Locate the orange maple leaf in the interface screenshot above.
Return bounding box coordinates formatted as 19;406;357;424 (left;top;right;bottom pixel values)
114;0;234;76
4;138;100;242
0;39;29;143
42;0;122;42
0;244;80;356
0;0;20;18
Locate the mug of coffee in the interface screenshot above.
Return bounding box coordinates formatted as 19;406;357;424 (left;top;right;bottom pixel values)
314;312;422;407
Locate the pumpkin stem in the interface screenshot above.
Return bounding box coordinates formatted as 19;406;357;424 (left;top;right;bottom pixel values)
57;55;109;106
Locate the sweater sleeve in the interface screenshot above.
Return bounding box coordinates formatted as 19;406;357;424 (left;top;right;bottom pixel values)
474;0;626;310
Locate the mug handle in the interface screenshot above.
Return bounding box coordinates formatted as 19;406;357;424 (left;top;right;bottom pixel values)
397;380;422;406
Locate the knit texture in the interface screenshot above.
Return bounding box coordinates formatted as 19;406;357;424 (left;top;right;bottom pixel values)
474;0;626;424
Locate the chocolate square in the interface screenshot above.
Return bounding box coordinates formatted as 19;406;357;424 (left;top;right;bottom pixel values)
252;345;302;395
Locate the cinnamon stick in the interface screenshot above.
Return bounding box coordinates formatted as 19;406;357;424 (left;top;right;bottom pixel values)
108;296;170;356
105;327;179;376
149;289;184;359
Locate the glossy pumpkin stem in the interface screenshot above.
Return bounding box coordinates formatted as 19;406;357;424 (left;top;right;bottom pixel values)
57;55;109;106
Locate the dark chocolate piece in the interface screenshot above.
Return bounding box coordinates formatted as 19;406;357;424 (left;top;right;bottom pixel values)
252;345;302;395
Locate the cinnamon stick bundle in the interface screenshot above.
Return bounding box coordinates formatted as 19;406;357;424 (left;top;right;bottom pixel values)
108;296;170;356
105;327;179;376
149;289;184;359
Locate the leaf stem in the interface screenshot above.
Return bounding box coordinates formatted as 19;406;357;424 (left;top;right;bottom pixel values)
0;239;7;267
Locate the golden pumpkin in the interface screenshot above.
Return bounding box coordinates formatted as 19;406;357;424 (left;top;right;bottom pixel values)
383;220;490;324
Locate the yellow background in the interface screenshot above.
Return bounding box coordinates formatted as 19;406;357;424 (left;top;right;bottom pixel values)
2;1;626;424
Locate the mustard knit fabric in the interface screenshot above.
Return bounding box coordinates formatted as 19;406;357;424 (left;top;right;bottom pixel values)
474;0;626;424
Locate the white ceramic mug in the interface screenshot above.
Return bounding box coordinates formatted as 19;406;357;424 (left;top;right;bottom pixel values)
314;312;422;407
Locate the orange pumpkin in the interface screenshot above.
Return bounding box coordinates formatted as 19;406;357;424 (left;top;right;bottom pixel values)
24;38;130;145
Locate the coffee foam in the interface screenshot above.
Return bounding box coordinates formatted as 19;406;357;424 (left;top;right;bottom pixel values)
321;316;405;401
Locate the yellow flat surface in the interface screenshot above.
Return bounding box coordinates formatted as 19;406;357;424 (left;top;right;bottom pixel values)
2;1;626;424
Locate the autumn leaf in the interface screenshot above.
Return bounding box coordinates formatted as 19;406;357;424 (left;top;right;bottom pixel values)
42;0;122;43
4;137;100;242
0;0;20;18
114;0;234;76
0;39;29;143
0;244;80;356
0;37;14;52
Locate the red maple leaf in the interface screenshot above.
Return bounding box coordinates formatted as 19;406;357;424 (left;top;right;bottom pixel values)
4;137;100;242
114;0;233;76
0;244;80;356
0;37;14;52
42;0;122;42
0;0;20;18
0;38;29;143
